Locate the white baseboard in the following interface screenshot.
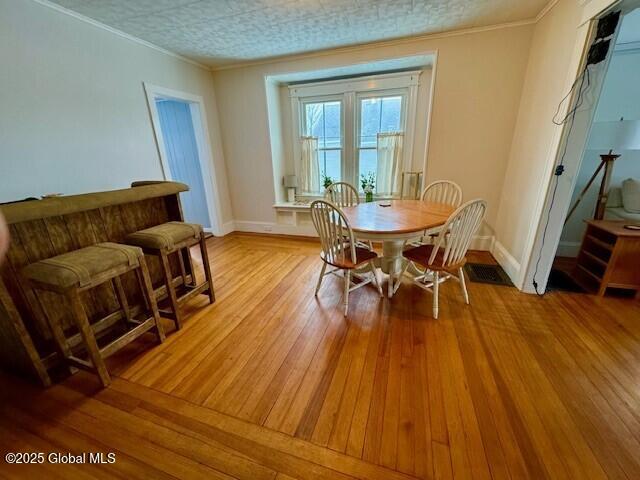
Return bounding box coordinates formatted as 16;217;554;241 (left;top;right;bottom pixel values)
470;235;495;252
491;239;521;287
233;220;317;237
556;241;580;258
219;220;236;236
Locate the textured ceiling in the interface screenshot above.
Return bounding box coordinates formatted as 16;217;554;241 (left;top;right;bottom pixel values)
50;0;549;67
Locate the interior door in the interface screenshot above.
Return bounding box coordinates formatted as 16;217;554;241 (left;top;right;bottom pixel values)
155;99;211;228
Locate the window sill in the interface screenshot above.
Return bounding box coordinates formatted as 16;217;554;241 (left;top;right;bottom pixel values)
295;194;396;201
273;202;312;210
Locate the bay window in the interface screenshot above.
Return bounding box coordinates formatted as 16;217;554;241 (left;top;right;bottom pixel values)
290;72;420;197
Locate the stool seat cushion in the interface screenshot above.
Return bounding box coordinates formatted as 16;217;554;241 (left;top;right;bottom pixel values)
125;221;203;250
22;242;143;289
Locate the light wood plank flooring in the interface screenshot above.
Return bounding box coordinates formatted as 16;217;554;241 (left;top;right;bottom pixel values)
1;233;640;479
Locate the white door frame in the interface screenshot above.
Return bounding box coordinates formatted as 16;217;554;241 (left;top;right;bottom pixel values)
520;0;631;293
144;82;223;235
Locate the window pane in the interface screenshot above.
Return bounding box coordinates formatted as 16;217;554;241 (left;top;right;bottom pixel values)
320;149;341;183
303;100;342;191
323;102;341;148
359;95;402;148
359;149;377;183
305;103;324;139
305;101;341;149
360;98;381;139
380;97;402;132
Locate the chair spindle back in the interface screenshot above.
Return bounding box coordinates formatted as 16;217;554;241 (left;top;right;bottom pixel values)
430;199;487;268
421;180;463;208
325;182;360;207
310;200;357;266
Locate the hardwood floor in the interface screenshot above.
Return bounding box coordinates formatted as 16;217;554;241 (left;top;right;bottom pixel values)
1;232;640;479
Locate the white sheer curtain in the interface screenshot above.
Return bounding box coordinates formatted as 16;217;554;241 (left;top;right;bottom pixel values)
376;132;404;196
300;136;320;193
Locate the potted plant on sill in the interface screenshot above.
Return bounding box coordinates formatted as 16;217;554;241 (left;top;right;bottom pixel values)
361;173;375;203
322;174;334;192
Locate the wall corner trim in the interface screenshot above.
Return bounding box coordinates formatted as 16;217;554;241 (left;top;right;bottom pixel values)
491;240;522;289
220;221;236;236
535;0;561;23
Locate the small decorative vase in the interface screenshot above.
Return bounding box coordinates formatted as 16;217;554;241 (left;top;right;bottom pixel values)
365;192;373;203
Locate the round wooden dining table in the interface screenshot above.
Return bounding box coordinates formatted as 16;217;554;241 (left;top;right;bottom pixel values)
341;200;455;297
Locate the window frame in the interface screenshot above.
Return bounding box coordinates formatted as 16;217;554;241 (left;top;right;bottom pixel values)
289;71;420;198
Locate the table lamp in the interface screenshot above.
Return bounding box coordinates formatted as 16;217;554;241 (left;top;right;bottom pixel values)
566;118;640;222
284;175;298;203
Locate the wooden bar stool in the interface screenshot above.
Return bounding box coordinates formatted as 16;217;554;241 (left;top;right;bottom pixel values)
125;221;214;330
22;242;165;387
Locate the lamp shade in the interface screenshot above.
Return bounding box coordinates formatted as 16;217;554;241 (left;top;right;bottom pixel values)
284;175;298;188
588;119;640;151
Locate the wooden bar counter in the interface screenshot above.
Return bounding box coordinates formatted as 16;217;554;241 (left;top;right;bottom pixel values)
0;181;191;386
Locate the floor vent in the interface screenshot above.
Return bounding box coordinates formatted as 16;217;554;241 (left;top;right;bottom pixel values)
464;263;513;287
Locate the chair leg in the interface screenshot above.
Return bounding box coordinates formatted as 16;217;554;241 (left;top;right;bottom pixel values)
369;261;383;297
343;269;351;317
66;289;111;387
135;270;150;311
315;262;327;296
185;248;197;288
160;250;182;330
433;271;440;319
113;277;133;329
37;292;75;375
138;258;165;343
177;247;189;287
459;267;470;304
200;236;215;304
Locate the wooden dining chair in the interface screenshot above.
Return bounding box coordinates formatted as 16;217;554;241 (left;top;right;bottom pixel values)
414;180;464;245
396;199;487;319
310;200;383;316
421;180;463;207
325;181;373;250
325;181;360;207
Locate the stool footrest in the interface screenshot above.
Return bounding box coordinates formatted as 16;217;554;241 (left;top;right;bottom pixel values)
100;318;157;359
177;282;211;304
68;356;93;371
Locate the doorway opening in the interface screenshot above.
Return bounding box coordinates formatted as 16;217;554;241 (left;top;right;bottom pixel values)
144;83;222;235
534;4;640;297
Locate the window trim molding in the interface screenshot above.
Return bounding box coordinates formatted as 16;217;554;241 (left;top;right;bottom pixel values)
289;71;421;196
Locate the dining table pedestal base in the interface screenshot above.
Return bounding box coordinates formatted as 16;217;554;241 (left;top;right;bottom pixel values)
343;200;454;298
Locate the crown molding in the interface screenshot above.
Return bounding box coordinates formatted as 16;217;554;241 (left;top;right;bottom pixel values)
535;0;560;22
31;0;559;73
211;0;565;72
31;0;212;71
211;18;537;72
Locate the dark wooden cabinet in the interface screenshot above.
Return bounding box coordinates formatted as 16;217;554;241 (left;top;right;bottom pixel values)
573;220;640;297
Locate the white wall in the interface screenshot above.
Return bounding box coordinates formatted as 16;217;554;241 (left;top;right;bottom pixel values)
493;0;598;286
212;24;534;236
0;0;233;226
560;50;640;253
